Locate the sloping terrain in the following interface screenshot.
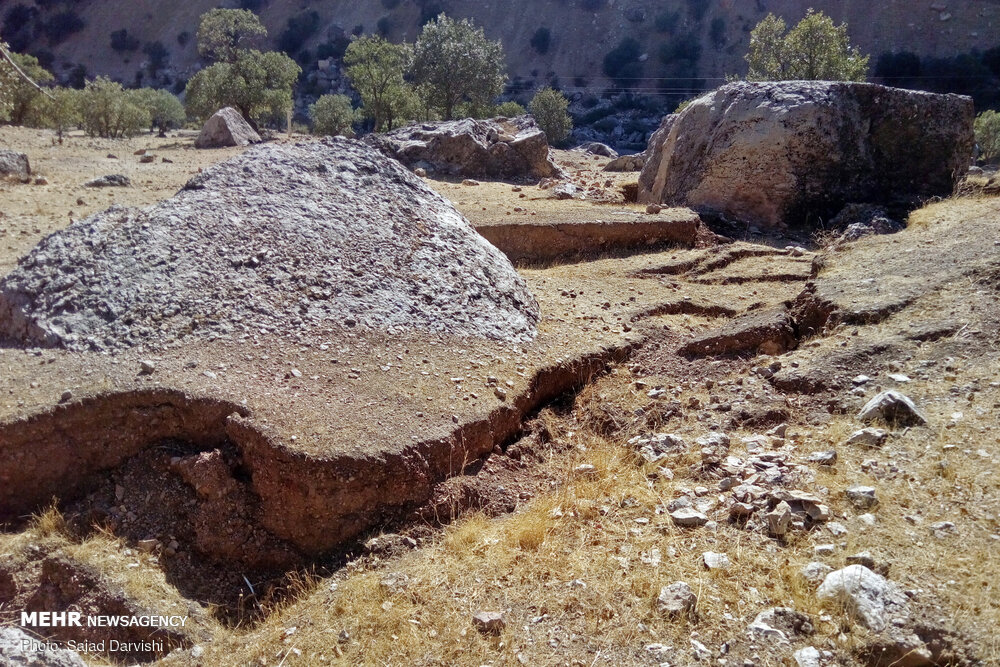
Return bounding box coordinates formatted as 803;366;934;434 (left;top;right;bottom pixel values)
6;0;997;97
0;128;997;666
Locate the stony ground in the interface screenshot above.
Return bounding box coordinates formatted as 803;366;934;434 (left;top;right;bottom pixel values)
0;127;998;666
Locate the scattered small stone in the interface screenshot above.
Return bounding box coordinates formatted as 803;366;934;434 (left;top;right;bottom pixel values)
857;390;927;426
845;485;878;509
794;646;821;667
857;513;877;527
814;544;836;556
137;538;158;553
827;522;848;536
414;167;427;177
657;581;696;616
702;551;731;570
816;565;910;632
138;359;156;375
574;464;596;476
846;551;876;569
139;154;156;163
807;450;838;465
888;373;911;383
83;174;131;188
764;501;792;536
801;561;833;583
461;178;480;186
59;390;72;403
472;611;506;635
846;427;888;448
930;521;956;538
646;204;662;214
670;507;708;527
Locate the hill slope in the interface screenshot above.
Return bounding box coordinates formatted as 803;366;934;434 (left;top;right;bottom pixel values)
5;0;999;100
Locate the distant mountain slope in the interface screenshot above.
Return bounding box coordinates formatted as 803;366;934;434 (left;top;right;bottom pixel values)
3;0;998;100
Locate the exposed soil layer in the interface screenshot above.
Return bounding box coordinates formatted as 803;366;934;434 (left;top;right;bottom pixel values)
474;209;716;265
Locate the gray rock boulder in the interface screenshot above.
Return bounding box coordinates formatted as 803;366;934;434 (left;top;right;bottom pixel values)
0;138;539;352
857;390;927;426
83;174;130;188
0;149;31;182
194;107;262;149
816;565;909;633
579;142;618;158
638;82;974;229
657;581;696;616
603;151;646;172
366;116;563;181
0;627;87;666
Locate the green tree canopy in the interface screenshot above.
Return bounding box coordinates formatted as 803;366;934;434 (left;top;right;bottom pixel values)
529;88;572;145
344;35;415;132
196;8;267;64
134;88;186;135
0;45;54;125
36;87;81;140
79;77;150;139
974;110;1000;162
185;49;300;127
746;9;869;82
309;94;359;136
411;14;507;120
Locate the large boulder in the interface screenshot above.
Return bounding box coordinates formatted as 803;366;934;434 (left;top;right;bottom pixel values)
366;116;563;181
0;138;539;352
0;148;30;182
194;107;262;149
638;82;974;229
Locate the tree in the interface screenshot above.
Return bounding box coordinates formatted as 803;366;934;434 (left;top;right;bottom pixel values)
196;8;267;64
603;37;642;88
185;49;300;127
310;94;359;136
135;88;186;135
746;10;869;82
529;88;572;145
974;110;1000;162
411;14;507;120
36;87;80;140
79;77;150;138
1;50;54;125
344;35;414;131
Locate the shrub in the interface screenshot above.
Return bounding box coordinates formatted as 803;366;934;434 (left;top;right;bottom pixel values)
529;87;572;145
974;110;1000;162
79;77;150;138
111;29;140;53
710;18;726;48
746;10;869;81
654;11;679;34
530;27;551;54
686;0;709;22
3;4;39;52
603;37;642;87
580;0;603;11
36;87;81;140
382;0;402;8
278;10;320;55
43;11;85;45
494;100;525;117
310;94;358;136
659;33;702;66
143;41;169;74
376;16;392;36
177;31;191;47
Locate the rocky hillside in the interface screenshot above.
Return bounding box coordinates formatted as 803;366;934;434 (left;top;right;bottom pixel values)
5;0;998;99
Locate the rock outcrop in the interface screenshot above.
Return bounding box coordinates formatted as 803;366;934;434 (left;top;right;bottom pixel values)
0;138;539;351
366;116;563;181
638;82;974;229
0;148;30;182
194;107;262;149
